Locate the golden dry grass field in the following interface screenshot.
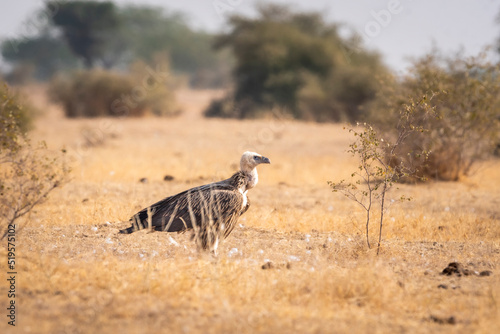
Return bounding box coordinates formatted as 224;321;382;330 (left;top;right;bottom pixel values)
1;86;499;334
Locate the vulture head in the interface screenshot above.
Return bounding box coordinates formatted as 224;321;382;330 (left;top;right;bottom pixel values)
240;151;270;173
240;151;270;190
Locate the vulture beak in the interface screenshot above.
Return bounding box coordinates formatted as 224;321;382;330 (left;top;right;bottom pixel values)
261;156;271;164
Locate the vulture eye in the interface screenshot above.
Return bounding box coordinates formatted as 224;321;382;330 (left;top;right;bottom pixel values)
253;156;259;160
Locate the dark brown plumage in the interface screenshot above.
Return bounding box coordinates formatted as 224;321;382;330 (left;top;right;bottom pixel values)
119;151;270;254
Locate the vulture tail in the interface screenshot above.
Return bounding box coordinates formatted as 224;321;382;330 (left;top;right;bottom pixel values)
119;226;136;234
119;211;152;234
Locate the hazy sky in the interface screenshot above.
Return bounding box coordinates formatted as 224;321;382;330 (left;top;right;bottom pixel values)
1;0;499;72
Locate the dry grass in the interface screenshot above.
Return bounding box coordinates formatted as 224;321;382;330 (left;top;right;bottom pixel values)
1;85;499;333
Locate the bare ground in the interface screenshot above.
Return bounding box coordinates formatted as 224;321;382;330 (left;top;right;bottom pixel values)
1;86;499;333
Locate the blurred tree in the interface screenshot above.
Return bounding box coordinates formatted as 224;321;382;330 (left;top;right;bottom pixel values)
46;1;120;68
114;5;232;87
1;33;78;81
205;4;387;121
1;2;231;87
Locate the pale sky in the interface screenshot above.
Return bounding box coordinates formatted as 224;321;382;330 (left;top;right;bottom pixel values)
1;0;499;72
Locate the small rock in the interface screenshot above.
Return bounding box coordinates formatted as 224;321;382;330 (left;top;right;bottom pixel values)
168;236;179;246
261;261;291;270
430;315;456;325
441;262;464;276
437;284;448;289
262;262;274;270
228;248;240;257
164;175;175;181
139;178;148;183
441;262;488;277
82;198;89;203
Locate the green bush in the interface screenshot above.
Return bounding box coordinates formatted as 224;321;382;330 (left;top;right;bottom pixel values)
49;66;178;118
368;52;500;181
205;4;387;122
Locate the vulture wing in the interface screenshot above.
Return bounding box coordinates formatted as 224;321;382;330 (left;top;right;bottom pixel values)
120;180;246;239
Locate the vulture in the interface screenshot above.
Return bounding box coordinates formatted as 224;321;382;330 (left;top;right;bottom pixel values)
119;151;270;254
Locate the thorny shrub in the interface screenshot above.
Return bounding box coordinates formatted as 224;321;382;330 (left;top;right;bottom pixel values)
368;51;500;181
329;94;437;253
0;83;69;238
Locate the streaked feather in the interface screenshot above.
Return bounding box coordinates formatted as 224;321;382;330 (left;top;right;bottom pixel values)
120;171;248;250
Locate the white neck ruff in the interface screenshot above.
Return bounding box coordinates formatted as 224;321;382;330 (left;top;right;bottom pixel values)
246;167;258;190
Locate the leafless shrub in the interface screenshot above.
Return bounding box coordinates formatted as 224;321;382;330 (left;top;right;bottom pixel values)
0;84;69;238
329;94;436;254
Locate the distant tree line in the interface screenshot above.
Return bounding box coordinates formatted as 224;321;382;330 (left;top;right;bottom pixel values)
2;1;499;174
1;1;231;88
